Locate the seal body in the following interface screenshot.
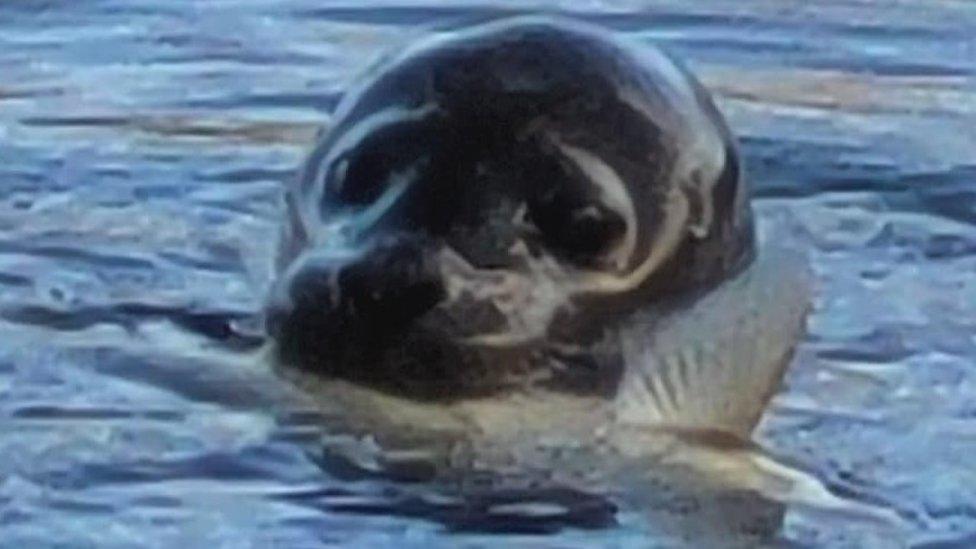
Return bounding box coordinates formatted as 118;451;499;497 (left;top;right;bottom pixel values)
266;17;764;414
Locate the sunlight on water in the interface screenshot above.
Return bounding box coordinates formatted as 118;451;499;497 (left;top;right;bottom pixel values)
1;1;975;547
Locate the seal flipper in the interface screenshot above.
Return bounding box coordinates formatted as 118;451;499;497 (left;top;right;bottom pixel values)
615;239;812;438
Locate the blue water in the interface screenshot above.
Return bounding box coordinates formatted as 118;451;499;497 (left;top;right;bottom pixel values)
1;1;975;547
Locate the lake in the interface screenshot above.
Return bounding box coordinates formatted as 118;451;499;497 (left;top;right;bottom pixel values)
1;1;975;547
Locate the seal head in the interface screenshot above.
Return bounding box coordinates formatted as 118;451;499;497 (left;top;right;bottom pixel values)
266;17;756;403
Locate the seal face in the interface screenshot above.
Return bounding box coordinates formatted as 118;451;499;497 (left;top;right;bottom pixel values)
266;17;755;402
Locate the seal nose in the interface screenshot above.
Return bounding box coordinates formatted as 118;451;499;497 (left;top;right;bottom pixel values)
267;238;445;351
336;238;446;328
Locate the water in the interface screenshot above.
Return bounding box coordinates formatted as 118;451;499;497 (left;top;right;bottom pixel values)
1;1;975;547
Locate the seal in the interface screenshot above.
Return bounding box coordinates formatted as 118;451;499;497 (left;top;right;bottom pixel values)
265;16;809;438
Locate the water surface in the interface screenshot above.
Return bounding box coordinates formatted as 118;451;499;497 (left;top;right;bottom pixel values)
2;1;975;547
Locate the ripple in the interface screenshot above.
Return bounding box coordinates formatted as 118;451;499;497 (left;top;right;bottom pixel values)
2;0;975;545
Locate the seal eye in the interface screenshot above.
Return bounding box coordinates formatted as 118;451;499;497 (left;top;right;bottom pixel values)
326;125;426;206
527;175;626;265
323;113;445;209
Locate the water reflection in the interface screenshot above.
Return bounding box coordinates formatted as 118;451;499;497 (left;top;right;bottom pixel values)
2;0;975;546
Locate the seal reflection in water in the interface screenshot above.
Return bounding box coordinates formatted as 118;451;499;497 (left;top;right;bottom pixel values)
266;16;811;474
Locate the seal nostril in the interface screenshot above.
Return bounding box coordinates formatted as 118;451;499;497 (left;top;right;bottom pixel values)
282;238;445;340
335;239;445;329
270;240;446;377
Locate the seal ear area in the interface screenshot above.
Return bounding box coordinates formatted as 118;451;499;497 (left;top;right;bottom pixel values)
676;140;756;289
689;140;747;237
